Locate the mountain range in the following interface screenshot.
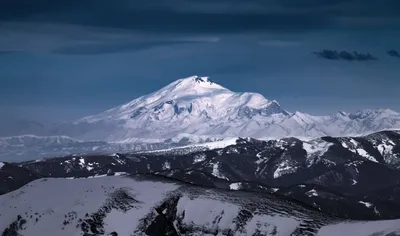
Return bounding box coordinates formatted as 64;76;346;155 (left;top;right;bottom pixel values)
2;75;400;161
2;130;400;219
2;129;400;235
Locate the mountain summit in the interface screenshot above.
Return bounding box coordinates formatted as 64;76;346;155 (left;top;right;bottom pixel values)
78;75;284;122
47;75;400;142
170;75;228;92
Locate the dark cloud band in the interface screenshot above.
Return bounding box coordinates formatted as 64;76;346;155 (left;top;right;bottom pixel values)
1;0;399;34
314;49;378;61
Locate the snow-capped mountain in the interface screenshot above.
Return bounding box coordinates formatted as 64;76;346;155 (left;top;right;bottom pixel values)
2;75;400;161
56;75;400;143
57;75;289;142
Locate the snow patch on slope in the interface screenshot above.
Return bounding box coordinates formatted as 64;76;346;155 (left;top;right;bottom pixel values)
245;214;300;236
176;195;239;230
303;139;332;167
373;138;400;166
356;148;377;163
358;201;373;208
193;153;207;164
341;139;378;162
211;162;229;180
273;160;297;178
162;161;171;170
229;183;241;190
306;189;319;197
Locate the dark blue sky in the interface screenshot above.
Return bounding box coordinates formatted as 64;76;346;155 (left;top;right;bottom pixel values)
1;0;400;122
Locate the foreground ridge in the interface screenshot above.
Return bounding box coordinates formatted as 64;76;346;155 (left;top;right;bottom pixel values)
2;175;400;236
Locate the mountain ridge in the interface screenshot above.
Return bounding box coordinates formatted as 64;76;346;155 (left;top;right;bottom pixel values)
2;129;400;221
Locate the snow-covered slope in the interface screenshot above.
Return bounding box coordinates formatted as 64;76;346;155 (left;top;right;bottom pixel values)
318;219;400;236
54;75;400;143
2;175;400;236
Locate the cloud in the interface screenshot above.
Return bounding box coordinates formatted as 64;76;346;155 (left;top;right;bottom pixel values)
258;40;301;47
0;22;220;54
53;41;196;55
2;0;399;35
0;51;17;55
0;1;331;34
278;0;350;8
0;1;399;55
388;50;400;58
314;49;378;61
